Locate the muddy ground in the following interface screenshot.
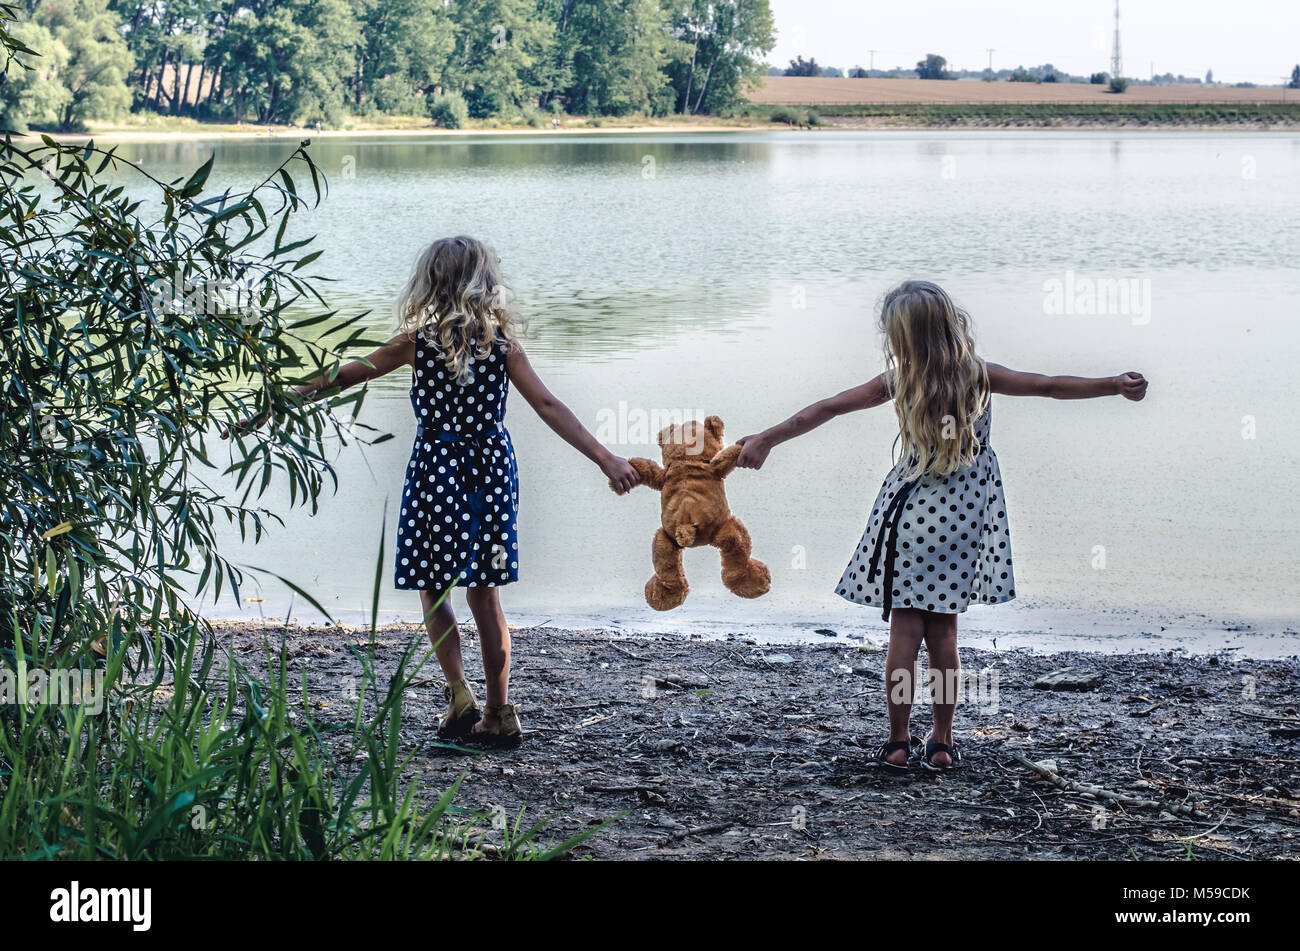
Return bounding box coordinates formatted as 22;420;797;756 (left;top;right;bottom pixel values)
214;620;1300;860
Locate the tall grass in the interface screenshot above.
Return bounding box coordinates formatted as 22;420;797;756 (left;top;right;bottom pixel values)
0;545;603;860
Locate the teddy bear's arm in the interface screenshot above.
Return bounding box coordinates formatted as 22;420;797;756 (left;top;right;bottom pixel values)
616;457;665;493
709;444;743;479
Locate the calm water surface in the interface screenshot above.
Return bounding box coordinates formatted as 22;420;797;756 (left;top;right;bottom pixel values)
112;131;1300;654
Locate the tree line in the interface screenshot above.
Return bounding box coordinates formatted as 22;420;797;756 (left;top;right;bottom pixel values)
1;0;775;131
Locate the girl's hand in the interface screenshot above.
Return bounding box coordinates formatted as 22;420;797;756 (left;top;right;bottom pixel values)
601;454;640;494
221;410;270;439
735;434;771;470
1115;371;1148;402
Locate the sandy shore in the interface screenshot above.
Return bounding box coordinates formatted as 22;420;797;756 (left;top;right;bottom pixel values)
213;619;1300;860
28;120;764;145
28;112;1299;144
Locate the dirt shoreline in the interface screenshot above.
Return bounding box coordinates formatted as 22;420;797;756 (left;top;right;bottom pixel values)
214;620;1300;860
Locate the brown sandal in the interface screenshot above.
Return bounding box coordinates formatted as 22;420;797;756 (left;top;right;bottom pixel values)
469;703;524;748
437;678;481;740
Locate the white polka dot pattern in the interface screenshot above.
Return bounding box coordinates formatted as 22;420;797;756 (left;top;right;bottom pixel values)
837;406;1015;614
394;335;519;591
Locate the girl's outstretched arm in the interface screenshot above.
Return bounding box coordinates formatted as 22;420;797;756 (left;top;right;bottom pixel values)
227;333;416;436
505;342;640;493
736;373;891;471
988;363;1148;401
292;333;416;402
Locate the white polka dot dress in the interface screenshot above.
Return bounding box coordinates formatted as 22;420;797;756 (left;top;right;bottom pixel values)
395;334;519;591
837;406;1014;618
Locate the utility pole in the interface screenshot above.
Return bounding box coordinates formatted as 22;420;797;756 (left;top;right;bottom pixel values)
1110;0;1123;79
868;49;877;74
986;48;996;75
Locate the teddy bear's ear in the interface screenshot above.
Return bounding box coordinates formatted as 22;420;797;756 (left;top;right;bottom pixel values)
657;425;672;447
703;416;725;440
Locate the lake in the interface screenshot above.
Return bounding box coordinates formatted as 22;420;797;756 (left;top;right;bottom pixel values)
112;130;1300;655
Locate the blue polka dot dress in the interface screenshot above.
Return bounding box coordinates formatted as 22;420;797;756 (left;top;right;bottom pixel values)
836;406;1014;619
395;332;519;591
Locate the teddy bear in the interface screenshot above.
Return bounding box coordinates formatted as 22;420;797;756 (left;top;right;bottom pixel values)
611;415;770;611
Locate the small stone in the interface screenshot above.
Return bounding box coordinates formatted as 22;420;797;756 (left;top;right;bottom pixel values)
815;628;838;637
1034;667;1103;691
761;653;795;665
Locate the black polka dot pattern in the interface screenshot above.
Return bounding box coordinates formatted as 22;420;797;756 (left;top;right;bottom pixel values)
394;334;519;591
836;406;1014;614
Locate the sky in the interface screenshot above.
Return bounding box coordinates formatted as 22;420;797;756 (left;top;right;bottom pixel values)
766;0;1300;84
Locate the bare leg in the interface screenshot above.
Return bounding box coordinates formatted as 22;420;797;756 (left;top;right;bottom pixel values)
420;589;463;680
922;610;959;767
420;590;466;723
884;607;926;766
466;586;510;734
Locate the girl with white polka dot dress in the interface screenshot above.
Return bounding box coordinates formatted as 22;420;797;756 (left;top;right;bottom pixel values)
736;281;1147;772
288;237;639;746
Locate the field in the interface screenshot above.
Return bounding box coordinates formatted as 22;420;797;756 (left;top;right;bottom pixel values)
751;76;1300;105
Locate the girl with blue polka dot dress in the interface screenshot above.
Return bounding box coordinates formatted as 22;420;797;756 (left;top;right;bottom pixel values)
288;236;639;746
735;281;1148;772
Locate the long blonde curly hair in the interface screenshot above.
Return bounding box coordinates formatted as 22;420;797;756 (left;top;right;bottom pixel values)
395;236;526;384
879;280;990;480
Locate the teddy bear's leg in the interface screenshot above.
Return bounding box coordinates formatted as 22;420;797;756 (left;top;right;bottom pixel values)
714;516;771;599
646;528;689;611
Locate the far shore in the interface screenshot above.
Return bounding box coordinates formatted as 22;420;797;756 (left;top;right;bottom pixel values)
26;117;767;145
23;110;1300;145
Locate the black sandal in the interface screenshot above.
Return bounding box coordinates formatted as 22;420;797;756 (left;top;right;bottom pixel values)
921;738;961;771
875;740;914;774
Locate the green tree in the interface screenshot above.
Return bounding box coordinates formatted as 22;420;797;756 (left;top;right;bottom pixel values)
784;55;818;77
210;0;359;124
916;53;950;80
666;0;774;115
350;0;455;115
1;2;379;679
443;0;556;118
1289;65;1300;89
0;18;69;128
557;0;669;116
1;0;133;130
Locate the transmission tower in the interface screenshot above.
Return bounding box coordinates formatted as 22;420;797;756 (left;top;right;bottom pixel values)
1110;0;1123;79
